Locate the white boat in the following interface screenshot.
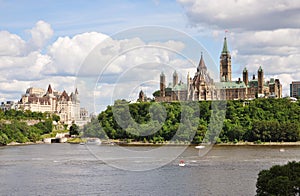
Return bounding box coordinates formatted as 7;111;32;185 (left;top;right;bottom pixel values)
179;160;185;167
195;145;205;149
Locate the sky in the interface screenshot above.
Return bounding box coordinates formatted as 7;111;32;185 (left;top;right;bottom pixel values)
1;0;300;113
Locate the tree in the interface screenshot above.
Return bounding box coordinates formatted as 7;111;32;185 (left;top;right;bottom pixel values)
69;123;80;136
256;161;300;196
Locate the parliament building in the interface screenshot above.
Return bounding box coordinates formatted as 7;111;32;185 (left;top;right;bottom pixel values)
154;37;282;102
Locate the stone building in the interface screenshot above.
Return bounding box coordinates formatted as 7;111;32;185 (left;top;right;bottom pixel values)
154;37;282;101
18;84;82;125
290;81;300;98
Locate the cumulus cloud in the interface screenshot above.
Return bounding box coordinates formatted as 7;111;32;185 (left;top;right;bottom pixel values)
178;0;300;31
0;31;26;56
0;21;191;112
75;36;189;112
28;20;54;50
43;32;108;76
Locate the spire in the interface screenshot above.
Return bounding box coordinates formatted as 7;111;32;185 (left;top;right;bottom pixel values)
258;66;263;72
222;37;229;54
75;88;78;95
243;67;248;73
173;70;178;76
197;52;207;71
47;84;53;94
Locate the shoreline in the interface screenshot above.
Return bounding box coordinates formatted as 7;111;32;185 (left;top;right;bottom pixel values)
118;141;300;147
3;140;300;147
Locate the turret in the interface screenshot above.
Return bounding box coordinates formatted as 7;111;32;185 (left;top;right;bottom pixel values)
243;67;248;86
258;66;264;94
173;71;178;87
160;72;166;97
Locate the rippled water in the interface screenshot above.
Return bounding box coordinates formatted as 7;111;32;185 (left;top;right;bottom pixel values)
0;144;299;196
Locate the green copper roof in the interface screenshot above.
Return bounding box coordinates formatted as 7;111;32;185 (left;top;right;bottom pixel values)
222;37;229;54
258;66;263;72
216;81;246;89
243;67;248;73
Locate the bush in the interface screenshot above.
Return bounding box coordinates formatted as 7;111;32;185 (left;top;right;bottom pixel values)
256;161;300;195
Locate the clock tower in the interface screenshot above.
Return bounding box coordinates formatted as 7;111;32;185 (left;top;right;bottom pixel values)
220;37;232;82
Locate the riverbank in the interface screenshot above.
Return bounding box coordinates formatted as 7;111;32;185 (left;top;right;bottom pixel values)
216;141;300;146
118;141;300;146
6;141;44;146
3;140;300;146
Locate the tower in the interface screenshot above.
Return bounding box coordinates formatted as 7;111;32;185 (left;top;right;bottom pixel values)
243;67;248;86
173;71;178;87
220;37;232;82
138;90;145;102
258;66;264;94
160;72;166;97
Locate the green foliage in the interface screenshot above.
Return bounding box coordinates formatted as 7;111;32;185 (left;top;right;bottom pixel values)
69;123;80;136
83;117;107;139
152;90;160;97
82;98;300;144
0;109;58;145
256;161;300;195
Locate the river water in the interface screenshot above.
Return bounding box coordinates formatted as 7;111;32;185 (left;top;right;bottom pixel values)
0;144;299;196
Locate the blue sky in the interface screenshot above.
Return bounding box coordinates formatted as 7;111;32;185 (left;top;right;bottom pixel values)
1;0;300;112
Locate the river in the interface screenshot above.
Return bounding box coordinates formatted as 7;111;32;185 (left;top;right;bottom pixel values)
0;144;299;196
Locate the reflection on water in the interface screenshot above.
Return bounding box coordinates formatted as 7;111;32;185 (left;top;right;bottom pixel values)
0;144;299;195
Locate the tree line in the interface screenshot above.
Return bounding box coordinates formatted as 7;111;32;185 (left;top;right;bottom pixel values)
0;109;59;145
83;98;300;144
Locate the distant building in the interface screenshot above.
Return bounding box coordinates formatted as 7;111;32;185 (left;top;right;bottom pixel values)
154;37;282;101
0;101;18;111
18;84;88;125
137;90;146;102
290;81;300;98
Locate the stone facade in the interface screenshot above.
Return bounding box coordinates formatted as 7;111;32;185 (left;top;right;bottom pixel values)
18;84;84;125
155;37;282;101
290;81;300;98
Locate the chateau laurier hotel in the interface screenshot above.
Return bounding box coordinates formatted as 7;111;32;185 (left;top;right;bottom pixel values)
154;37;282;101
18;85;88;125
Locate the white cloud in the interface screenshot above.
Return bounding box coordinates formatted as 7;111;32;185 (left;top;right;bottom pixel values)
0;31;26;56
28;20;54;50
43;32;108;76
178;0;300;31
0;21;191;112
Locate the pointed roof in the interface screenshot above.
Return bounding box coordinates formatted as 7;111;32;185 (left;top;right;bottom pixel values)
258;66;263;72
47;84;53;94
75;88;78;95
243;67;248;73
173;70;177;76
139;90;144;96
160;72;165;77
60;90;69;100
197;52;207;72
222;37;230;54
